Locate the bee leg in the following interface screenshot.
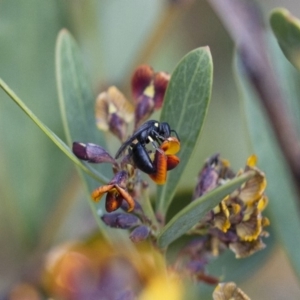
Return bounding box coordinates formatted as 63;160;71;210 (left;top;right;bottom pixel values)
131;143;157;174
148;136;163;154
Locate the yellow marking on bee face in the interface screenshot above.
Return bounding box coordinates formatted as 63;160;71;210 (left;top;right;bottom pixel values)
154;122;159;127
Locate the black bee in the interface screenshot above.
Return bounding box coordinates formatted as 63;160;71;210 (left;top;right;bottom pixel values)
115;120;179;174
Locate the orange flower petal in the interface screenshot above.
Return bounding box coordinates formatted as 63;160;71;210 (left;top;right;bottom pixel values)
91;184;114;202
166;155;180;171
115;186;135;212
149;150;167;185
105;192;123;212
160;137;180;155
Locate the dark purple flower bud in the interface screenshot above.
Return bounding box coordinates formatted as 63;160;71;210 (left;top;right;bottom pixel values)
101;213;140;229
229;210;244;225
116;290;136;300
109;113;128;142
209;228;239;243
134;95;155;129
186;259;206;273
101;213;121;227
129;225;150;243
193;165;219;200
116;213;140;229
72;142;116;164
179;237;209;258
120;199;143;213
110;170;128;188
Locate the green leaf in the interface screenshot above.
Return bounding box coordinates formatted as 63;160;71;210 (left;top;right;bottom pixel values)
56;30;120;239
0;0;73;266
157;47;213;213
268;33;300;134
270;8;300;70
0;78;104;183
235;53;300;280
157;171;254;248
56;29;111;185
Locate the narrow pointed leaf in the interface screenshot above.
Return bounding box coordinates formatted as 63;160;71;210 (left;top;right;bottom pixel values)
270;8;300;70
56;29;111;186
157;47;213;213
55;30;119;239
0;78;104;182
235;53;300;280
157;171;254;248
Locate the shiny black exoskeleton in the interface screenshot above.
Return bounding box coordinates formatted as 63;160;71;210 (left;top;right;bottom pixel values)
115;120;179;174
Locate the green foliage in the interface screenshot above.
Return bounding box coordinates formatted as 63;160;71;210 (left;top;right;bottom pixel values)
270;8;300;70
0;78;106;184
235;53;300;279
0;0;72;255
56;30;111;184
2;0;300;296
157;47;213;214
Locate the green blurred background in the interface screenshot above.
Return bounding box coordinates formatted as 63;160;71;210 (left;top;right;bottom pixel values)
0;0;299;298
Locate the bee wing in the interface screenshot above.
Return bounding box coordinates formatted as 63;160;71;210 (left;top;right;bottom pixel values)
115;120;157;159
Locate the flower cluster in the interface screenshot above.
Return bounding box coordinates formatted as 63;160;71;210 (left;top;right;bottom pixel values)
73;65;180;217
213;282;250;300
71;63;270;296
131;65;170;128
42;236;183;300
95;65;169;142
173;154;269;282
73;136;180;214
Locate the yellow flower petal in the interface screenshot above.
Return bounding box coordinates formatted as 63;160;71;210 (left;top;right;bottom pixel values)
139;274;183;300
213;282;251;300
236;210;262;241
247;154;257;167
214;215;231;232
143;84;155;98
239;171;266;203
229;239;265;258
231;203;241;215
107;86;134;123
262;217;270;227
257;195;268;211
95;92;109;131
213;201;231;232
